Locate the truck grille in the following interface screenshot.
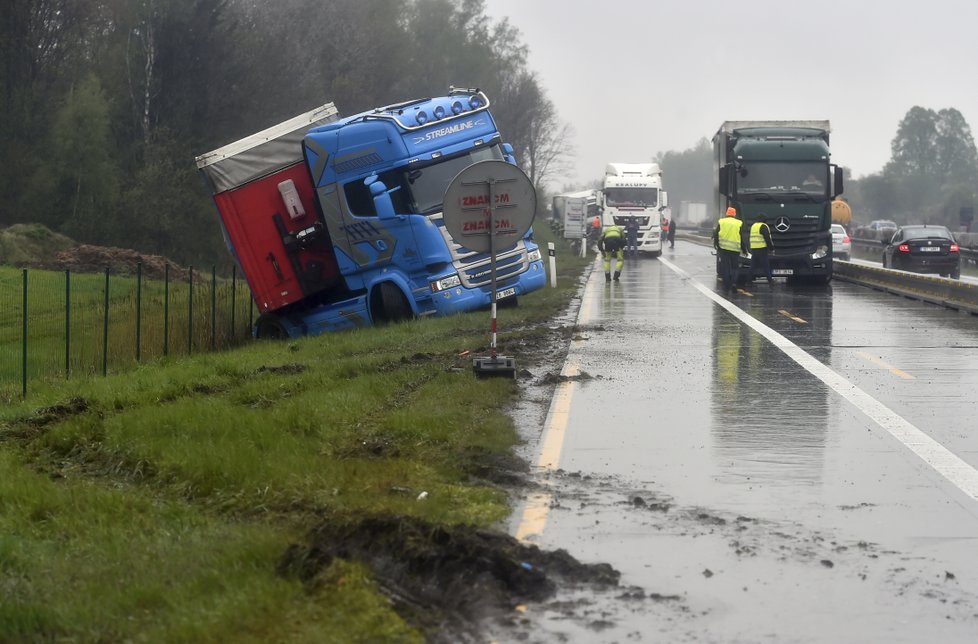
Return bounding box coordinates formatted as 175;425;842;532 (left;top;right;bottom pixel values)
431;214;530;289
772;218;820;252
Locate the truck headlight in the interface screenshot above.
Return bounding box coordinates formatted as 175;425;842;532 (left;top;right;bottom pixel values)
811;245;829;260
431;274;461;292
527;249;542;262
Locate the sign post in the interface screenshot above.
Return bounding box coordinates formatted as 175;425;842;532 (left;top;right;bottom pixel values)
443;160;536;378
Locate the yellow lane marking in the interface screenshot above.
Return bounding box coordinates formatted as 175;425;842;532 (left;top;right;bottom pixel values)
515;268;598;543
857;351;915;380
778;309;808;324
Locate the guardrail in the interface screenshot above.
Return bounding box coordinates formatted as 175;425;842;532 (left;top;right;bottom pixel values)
833;261;978;315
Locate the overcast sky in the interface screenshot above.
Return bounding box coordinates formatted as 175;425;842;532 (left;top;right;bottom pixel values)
482;0;978;187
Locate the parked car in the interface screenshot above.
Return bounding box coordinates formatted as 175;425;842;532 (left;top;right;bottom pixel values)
881;224;960;279
830;224;851;260
869;219;897;231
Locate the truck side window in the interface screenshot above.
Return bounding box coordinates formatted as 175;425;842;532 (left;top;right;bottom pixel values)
343;171;411;217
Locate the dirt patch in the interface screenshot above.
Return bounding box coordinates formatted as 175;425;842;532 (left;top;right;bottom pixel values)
278;513;620;641
2;397;91;441
25;243;194;281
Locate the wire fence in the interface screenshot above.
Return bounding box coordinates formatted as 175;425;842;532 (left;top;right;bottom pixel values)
0;264;256;398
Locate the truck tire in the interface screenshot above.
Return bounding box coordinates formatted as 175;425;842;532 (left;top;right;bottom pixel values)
375;282;412;324
255;314;288;340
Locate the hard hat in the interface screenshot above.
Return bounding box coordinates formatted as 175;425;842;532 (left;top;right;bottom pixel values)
725;207;737;217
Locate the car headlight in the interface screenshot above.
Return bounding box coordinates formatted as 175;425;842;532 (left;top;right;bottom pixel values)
811;245;829;260
430;274;461;292
527;249;542;262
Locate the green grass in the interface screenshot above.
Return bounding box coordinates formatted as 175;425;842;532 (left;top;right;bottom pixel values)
0;223;589;641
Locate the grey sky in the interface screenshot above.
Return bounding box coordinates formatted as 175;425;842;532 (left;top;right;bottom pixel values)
482;0;978;187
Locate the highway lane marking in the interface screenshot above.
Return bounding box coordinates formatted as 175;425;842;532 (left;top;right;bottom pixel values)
778;309;808;324
856;351;915;380
659;255;978;504
515;265;598;543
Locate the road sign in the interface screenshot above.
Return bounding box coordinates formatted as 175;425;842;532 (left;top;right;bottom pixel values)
442;160;536;254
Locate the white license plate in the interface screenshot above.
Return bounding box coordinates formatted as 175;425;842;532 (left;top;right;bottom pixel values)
495;287;516;300
918;246;941;252
772;269;794;275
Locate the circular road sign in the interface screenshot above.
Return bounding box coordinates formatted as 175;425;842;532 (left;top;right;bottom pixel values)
442;160;537;254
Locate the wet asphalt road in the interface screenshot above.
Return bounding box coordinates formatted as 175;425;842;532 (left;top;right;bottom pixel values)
506;240;978;643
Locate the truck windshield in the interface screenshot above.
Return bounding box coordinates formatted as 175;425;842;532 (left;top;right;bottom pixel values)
407;144;505;214
605;188;658;208
736;162;828;199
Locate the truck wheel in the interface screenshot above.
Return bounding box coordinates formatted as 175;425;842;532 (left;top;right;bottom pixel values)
375;282;412;324
255;314;288;340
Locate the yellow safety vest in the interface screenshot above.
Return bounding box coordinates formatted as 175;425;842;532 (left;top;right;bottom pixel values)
717;217;742;252
749;222;770;249
602;226;623;241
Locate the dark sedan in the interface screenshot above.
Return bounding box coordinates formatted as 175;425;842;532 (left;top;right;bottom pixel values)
881;225;960;279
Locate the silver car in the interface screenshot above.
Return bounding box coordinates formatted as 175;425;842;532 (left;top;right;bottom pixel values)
831;224;851;260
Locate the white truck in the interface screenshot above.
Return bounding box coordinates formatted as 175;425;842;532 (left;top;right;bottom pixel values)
601;163;668;257
553;189;601;255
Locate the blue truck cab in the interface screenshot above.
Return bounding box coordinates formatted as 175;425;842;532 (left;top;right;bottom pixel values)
196;88;545;338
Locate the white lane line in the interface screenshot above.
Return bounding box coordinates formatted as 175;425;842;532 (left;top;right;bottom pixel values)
659;256;978;503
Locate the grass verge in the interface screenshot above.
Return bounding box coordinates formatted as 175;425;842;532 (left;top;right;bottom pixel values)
0;223;591;641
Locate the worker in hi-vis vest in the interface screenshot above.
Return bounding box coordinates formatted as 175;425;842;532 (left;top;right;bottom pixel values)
713;207;746;294
598;225;626;282
748;216;775;285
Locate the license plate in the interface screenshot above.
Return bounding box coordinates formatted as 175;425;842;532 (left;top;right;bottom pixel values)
918;246;941;252
772;269;794;275
495;287;516;300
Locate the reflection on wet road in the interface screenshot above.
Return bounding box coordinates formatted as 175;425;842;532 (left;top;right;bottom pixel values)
509;241;978;643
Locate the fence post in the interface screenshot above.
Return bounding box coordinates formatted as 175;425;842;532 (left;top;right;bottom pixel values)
230;264;236;342
65;270;70;379
22;269;27;399
136;262;142;363
188;265;194;354
210;265;216;350
164;264;170;356
102;267;109;377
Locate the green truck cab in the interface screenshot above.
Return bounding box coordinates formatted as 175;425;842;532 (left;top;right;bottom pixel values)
713;121;844;284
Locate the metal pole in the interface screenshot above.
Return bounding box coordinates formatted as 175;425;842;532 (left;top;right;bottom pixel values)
230;264;237;341
210;265;216;350
163;264;170;356
135;262;142;363
188;266;194;354
22;269;27;399
65;270;70;379
102;267;109;377
488;178;498;361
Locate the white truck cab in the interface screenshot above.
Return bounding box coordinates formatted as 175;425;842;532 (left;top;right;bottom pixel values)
601;163;667;257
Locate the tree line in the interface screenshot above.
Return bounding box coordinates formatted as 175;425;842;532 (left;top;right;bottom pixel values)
0;0;571;267
645;108;978;231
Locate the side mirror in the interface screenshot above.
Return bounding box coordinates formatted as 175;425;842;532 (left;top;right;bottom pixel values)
502;142;516;164
718;165;731;197
832;165;844;198
367;178;397;219
660;191;668;208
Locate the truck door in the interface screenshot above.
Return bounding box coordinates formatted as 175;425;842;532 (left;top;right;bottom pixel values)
315;176;422;280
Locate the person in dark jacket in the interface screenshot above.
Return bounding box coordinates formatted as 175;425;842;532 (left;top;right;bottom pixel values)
667;218;677;248
624;217;640;256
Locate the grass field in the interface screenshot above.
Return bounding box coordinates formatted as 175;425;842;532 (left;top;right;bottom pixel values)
0;222;591;641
